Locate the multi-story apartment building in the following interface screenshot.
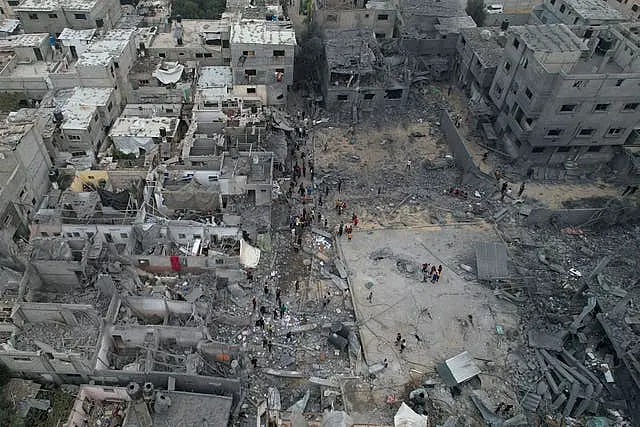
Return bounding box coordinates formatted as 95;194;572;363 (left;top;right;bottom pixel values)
532;0;626;25
313;0;396;40
230;19;296;105
488;23;640;171
14;0;121;36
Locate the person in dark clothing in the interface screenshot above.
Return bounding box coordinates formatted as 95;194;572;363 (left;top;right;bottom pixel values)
395;333;402;345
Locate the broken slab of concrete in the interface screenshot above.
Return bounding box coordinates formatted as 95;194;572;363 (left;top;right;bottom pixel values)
309;377;340;388
334;259;348;279
263;369;306;378
527;329;567;352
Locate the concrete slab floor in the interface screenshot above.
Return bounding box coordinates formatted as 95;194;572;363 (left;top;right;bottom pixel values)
340;223;520;409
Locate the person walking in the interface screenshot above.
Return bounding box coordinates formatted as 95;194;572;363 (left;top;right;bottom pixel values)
367;291;373;303
252;296;257;312
267;340;273;353
338;179;343;193
518;182;525;197
406;160;412;171
395;333;402;346
400;339;407;353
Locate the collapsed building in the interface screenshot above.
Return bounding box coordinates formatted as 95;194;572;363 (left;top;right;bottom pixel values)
320;28;409;117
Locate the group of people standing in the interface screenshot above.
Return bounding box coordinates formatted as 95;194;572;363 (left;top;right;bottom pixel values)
421;263;443;283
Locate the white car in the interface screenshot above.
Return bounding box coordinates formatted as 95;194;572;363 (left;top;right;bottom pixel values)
486;4;504;13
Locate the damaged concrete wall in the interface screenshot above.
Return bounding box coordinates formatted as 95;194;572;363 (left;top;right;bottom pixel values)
11;303;98;328
131;254;239;274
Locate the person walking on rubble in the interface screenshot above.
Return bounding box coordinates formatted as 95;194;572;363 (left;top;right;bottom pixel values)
395;333;402;346
367;291;373;303
267;340;273;353
252;296;257;312
338;179;343;193
400;339;407;353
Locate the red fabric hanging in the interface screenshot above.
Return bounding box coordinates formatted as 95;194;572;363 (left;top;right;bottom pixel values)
170;256;181;271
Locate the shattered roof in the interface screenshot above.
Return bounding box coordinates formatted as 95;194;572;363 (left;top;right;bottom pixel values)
109;117;178;138
59;28;96;41
0;33;48;50
435;16;476;35
198;66;233;88
323;29;377;73
30;239;75;261
15;0;100;11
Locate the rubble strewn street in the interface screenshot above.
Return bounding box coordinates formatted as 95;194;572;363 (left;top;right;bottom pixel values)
0;0;639;423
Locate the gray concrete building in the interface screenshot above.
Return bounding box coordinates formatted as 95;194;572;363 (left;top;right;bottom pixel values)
147;19;231;66
457;27;505;98
14;0;121;36
0;33;56;100
488;24;640;174
230;19;296;105
320;29;409;118
313;0;396;39
0;122;52;254
532;0;627;25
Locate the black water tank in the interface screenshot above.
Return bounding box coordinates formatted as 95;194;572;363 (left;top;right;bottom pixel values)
501;19;510;31
159;127;167;137
176;15;182;23
96;18;104;28
48;168;59;182
53;111;63;123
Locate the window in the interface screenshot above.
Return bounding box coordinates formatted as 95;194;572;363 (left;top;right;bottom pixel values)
572;80;585;88
74;13;87;19
159;53;166;58
165;108;174;113
273;50;285;57
242;50;255;56
195;53;203;58
28;13;38;19
178;233;186;238
525;88;533;99
222;40;230;48
337;94;349;101
72;232;80;237
559;4;566;12
87;175;95;179
138;79;149;85
504;61;511;71
557;146;571;152
114;61;119;69
615;79;624;86
579;128;595;136
104;233;113;243
624;102;639;111
546;128;563;136
120;233;128;239
193;234;201;239
560;104;576;112
275;68;284;73
587;146;602;152
532;147;546;153
48;13;58;18
208;175;219;181
245;69;257;76
594;103;610;111
364;93;375;100
203;53;212;58
512;38;520;49
41;232;49;237
375;33;386;39
377;14;388;20
607;128;625;136
8;0;18;5
247;87;256;94
68;135;81;140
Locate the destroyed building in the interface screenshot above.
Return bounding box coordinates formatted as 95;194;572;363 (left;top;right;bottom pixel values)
108;116;182;161
13;0;121;35
486;23;640;177
320;28;409;115
125;55;196;105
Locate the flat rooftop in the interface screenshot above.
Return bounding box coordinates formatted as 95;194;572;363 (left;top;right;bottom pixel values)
324;29;376;73
0;19;20;34
563;0;625;21
76;51;112;67
0;122;33;151
230;20;296;45
510;24;585;53
198;66;233;88
460;27;505;68
68;87;113;106
15;0;99;11
123;391;233;426
61;103;97;130
435;16;476;35
0;33;48;50
109;117;179;138
58;28;96;41
151;19;229;49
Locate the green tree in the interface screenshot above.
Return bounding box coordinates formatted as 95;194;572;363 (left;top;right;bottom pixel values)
466;0;486;26
172;0;226;19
